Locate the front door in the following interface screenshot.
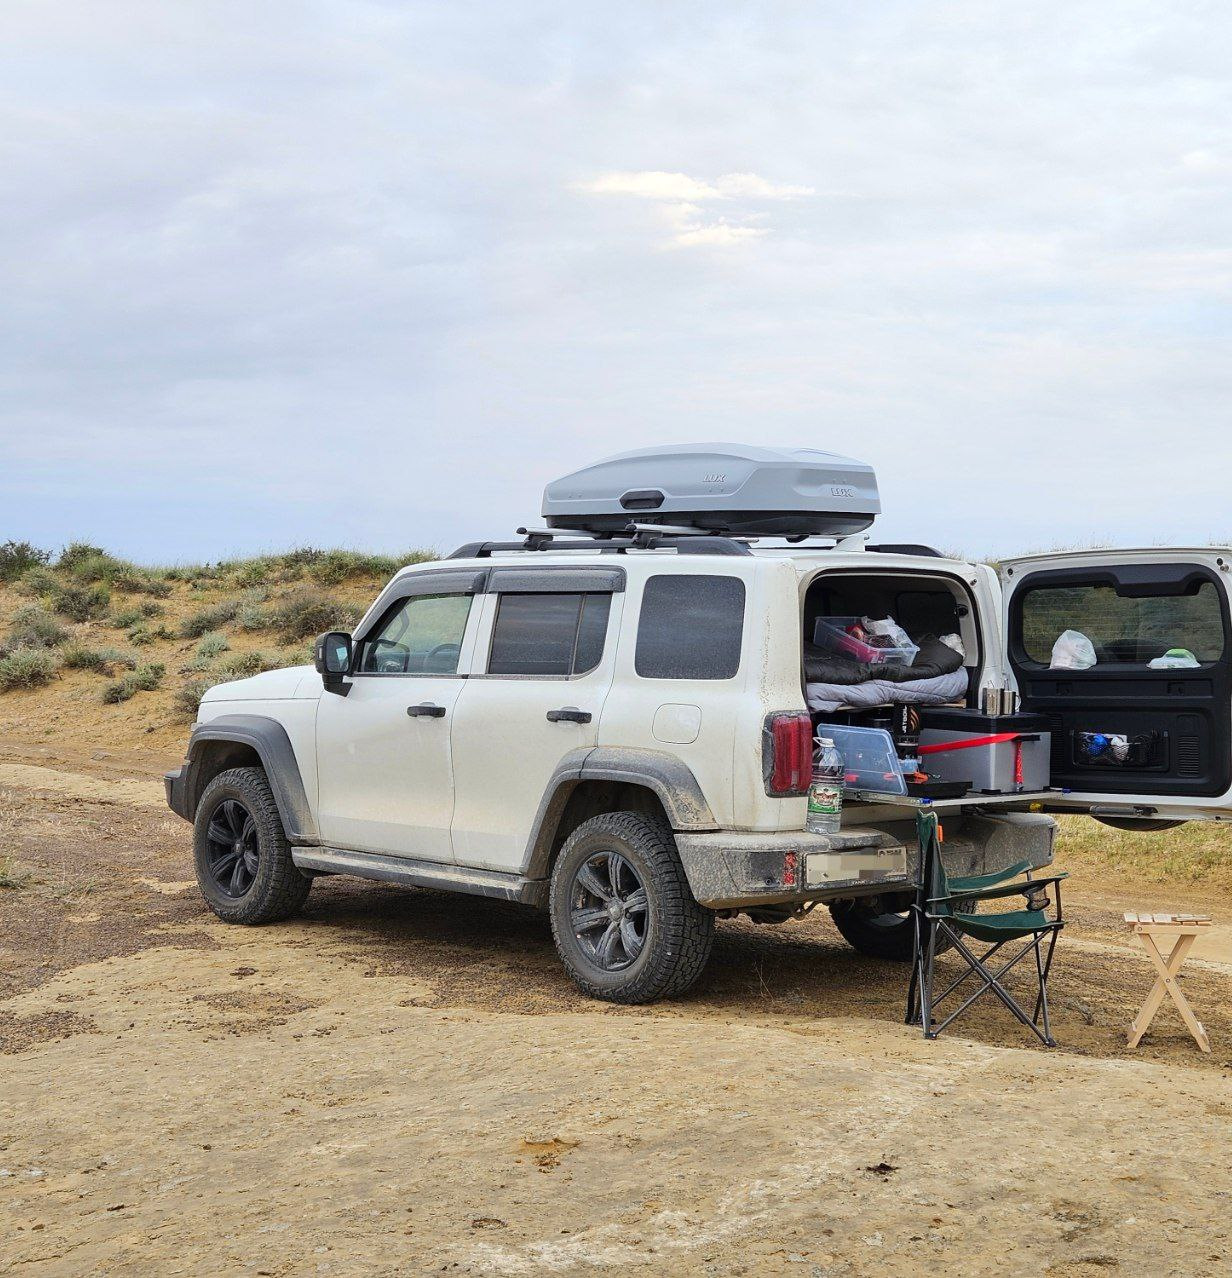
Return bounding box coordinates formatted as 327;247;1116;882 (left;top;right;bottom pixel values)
1001;549;1232;819
315;576;483;859
449;567;623;872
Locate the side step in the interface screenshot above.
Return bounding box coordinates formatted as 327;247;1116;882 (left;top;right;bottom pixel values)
291;847;546;907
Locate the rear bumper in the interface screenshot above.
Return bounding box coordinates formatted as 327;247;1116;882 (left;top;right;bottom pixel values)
164;767;190;821
674;828;910;910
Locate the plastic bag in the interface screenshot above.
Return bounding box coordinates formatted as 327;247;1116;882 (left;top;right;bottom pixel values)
1148;648;1200;669
1050;629;1096;670
862;616;913;650
939;633;965;658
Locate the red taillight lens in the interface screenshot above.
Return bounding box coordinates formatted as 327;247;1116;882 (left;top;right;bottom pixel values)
765;712;814;796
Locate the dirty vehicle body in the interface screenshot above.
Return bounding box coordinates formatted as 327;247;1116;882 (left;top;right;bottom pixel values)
166;446;1232;1001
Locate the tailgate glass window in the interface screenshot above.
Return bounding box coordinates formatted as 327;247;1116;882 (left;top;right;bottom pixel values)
1020;579;1225;665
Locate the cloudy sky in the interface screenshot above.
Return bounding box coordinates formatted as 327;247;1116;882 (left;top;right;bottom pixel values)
2;1;1230;563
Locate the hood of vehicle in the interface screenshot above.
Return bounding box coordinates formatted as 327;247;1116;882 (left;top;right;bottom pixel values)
200;664;318;703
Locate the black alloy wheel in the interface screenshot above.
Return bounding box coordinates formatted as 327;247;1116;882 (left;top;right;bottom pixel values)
569;850;648;971
204;798;261;898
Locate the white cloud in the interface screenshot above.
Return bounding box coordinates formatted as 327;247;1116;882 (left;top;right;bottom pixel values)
577;168;812;247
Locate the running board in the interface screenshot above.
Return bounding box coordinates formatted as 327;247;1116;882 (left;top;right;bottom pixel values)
291;846;545;906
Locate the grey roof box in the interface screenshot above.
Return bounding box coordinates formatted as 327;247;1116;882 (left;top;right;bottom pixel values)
542;443;880;538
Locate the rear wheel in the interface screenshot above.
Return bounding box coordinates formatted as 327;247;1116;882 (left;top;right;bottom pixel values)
549;812;714;1004
193;767;311;924
829;892;975;961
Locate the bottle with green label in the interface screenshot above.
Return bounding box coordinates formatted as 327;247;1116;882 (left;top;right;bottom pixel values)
806;738;845;835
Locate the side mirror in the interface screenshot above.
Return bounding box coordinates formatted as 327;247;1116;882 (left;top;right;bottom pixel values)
314;631;353;695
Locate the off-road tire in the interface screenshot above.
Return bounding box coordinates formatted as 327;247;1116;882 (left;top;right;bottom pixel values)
829;893;974;961
193;767;312;924
549;812;714;1004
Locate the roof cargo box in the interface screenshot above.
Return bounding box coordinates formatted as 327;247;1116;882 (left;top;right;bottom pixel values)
542;443;880;538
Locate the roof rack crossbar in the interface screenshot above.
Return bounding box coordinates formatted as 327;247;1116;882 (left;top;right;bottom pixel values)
447;525;754;559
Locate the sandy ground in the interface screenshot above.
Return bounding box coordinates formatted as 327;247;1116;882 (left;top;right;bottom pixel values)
2;746;1231;1277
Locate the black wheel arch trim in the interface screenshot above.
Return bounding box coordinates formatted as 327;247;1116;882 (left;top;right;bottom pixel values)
168;714;319;845
520;746;717;879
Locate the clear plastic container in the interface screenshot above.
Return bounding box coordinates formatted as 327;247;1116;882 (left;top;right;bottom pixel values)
814;723;907;796
812;616;919;666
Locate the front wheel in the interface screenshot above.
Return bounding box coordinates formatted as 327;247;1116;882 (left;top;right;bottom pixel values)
549;812;714;1004
193;767;312;924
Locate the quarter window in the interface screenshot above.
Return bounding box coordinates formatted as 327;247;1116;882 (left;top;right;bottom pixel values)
635;574;745;680
487;593;612;677
357;594;473;674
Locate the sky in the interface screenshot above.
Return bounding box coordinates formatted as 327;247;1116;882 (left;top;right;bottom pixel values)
1;1;1230;564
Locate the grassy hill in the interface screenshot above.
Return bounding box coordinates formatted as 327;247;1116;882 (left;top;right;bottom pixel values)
0;540;435;756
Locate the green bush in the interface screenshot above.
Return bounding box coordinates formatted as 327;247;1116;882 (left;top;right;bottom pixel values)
57;542;108;571
0;647;61;692
102;662;164;704
111;607;145;629
175;679;211;719
62;644;138;672
269;590;361;643
179;601;240;639
5;606;68;650
216;650;280;679
15;566;59;598
0;541;51;583
196;631;230;658
236;602;269;632
53;583;110;622
128;624;175;646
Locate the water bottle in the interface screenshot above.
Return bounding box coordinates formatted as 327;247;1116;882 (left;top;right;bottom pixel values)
806;738;845;835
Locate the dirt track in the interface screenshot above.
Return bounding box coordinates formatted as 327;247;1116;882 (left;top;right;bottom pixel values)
2;754;1231;1276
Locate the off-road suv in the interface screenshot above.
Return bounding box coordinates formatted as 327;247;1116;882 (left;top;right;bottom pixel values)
166;445;1232;1002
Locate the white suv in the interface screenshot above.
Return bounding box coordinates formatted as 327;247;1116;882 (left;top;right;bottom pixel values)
167;458;1232;1002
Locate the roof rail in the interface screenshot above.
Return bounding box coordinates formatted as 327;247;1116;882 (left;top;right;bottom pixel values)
865;543;944;558
446;526;754;559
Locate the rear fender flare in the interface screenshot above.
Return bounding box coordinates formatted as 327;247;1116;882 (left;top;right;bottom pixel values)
521;746;717;880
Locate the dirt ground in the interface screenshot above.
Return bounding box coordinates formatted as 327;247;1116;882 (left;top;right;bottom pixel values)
2;738;1231;1277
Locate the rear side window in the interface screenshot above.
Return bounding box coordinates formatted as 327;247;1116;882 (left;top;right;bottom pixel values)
636;574;745;680
487;593;612;676
1020;579;1226;664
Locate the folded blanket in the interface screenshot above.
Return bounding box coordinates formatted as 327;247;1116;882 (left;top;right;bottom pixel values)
806;668;970;715
802;633;965;686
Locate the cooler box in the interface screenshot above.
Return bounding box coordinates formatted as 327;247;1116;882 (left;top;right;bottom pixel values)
917;709;1051;794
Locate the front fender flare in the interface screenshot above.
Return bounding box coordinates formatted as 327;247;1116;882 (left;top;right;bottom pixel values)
177;714;319;845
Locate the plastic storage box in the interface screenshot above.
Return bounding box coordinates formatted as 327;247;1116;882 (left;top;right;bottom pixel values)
917;709;1051;794
813;616;920;667
814;723;907;795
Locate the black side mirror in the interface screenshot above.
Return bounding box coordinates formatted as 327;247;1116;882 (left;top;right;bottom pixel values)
314;631;353;695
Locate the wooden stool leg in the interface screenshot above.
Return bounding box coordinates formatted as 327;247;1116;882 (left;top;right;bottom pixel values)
1128;932;1210;1053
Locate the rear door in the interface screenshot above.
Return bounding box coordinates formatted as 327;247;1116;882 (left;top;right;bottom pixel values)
448;566;624;873
1000;549;1232;818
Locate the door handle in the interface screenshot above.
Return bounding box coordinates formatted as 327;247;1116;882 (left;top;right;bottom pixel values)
546;707;592;724
407;703;447;718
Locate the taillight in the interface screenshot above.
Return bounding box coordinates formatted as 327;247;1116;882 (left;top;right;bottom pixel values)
764;712;814;796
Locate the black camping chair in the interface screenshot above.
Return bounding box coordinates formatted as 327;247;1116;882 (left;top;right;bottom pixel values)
906;810;1066;1046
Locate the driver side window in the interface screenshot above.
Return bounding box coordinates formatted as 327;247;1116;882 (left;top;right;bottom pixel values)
357;593;473;675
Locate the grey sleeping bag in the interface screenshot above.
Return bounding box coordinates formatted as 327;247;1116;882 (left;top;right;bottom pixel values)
806;669;970;715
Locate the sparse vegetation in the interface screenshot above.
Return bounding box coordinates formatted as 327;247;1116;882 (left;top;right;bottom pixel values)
0;540;51;583
111;607;146;629
52;582;110;622
180;601;240;638
0;647;61;692
61;644;139;673
175;679;211;719
195;631;230;659
0;857;33;889
102;662;165;704
15;565;59;598
269;589;362;643
5;605;68;651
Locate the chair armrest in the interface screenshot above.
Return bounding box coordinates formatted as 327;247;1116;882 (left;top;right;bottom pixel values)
947;860;1033;893
929;872;1068;906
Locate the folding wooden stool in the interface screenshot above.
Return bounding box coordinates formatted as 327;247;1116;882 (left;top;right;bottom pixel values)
1123;913;1212;1053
